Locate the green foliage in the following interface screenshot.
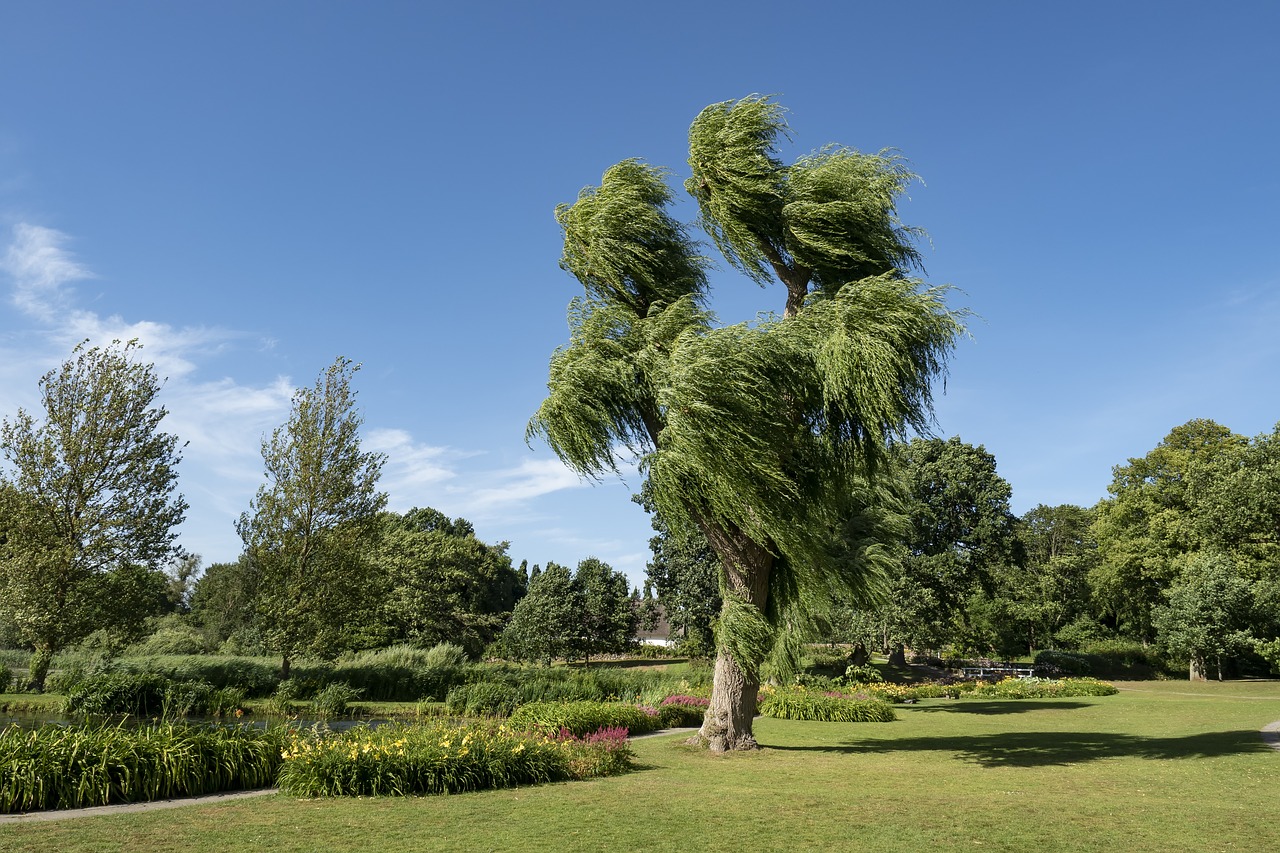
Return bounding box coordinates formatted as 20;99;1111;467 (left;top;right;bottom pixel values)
758;689;896;723
188;556;260;647
445;681;522;718
1091;419;1246;639
332;643;468;702
311;682;363;718
276;720;633;797
0;722;283;813
116;655;281;698
843;664;884;684
237;357;388;671
126;616;214;656
0;339;187;690
532;96;964;751
882;437;1023;657
1152;552;1258;679
63;671;246;718
1034;650;1093;675
501;557;637;664
508;700;661;737
0;663;11;693
371;509;525;657
634;482;721;653
968;677;1118;699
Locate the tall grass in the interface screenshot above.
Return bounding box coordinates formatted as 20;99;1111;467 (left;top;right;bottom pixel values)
0;722;283;813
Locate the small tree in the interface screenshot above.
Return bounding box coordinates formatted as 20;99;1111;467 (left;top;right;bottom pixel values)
573;557;636;663
236;357;386;677
501;562;580;664
0;340;187;690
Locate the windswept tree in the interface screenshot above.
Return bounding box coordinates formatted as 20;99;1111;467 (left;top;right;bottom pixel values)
530;96;962;751
0;340;187;690
237;357;386;676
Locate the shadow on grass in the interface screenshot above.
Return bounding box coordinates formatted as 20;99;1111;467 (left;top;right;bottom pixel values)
901;700;1095;715
769;729;1266;767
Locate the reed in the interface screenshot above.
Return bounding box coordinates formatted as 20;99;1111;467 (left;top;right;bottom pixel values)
0;722;284;813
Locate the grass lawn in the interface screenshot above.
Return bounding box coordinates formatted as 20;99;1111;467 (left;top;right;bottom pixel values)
3;680;1278;852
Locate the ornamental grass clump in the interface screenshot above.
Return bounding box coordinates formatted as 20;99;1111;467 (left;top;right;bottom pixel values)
758;688;896;723
276;720;633;797
0;722;283;813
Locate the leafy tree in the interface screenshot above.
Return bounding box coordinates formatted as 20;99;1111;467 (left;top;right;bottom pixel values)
634;484;721;656
880;437;1021;661
0;340;187;690
530;96;962;750
572;557;636;663
501;561;580;664
1152;552;1258;680
188;555;262;649
373;508;525;656
1186;424;1280;572
1091;419;1246;639
236;357;387;677
988;504;1098;654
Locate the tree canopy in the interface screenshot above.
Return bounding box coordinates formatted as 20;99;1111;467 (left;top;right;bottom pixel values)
0;340;187;689
236;357;387;675
531;96;963;750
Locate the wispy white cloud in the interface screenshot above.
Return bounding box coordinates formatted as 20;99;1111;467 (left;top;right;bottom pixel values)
2;223;93;320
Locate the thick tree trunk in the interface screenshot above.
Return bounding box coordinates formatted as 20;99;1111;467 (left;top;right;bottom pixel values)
282;654;292;681
1189;654;1206;681
888;643;907;667
690;521;774;753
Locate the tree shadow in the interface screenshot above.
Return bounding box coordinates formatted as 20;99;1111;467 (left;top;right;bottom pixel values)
767;729;1267;767
901;700;1094;715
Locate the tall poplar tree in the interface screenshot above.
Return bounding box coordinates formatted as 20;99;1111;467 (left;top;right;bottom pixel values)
237;357;386;676
531;97;962;750
0;340;186;690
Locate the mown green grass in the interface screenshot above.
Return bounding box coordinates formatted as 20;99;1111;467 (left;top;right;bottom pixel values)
3;680;1278;852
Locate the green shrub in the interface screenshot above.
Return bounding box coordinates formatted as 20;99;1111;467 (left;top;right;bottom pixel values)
656;702;706;728
758;689;896;723
508;701;661;736
1081;640;1170;675
311;682;363;718
843;664;885;684
64;672;247;718
115;655;281;697
0;722;282;813
332;644;467;701
126;621;212;656
0;664;11;694
445;681;522;717
1034;650;1093;675
276;720;632;797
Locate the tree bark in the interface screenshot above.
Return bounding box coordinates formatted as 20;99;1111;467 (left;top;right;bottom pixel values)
689;520;774;752
1189;654;1206;681
888;643;907;667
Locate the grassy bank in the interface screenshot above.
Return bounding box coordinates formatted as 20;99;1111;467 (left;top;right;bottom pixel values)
2;680;1278;851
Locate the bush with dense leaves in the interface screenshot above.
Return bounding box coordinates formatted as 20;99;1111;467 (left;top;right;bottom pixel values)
969;677;1118;699
758;689;896;723
64;672;245;718
508;700;662;736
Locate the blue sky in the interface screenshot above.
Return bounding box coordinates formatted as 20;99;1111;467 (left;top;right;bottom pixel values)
2;2;1277;588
